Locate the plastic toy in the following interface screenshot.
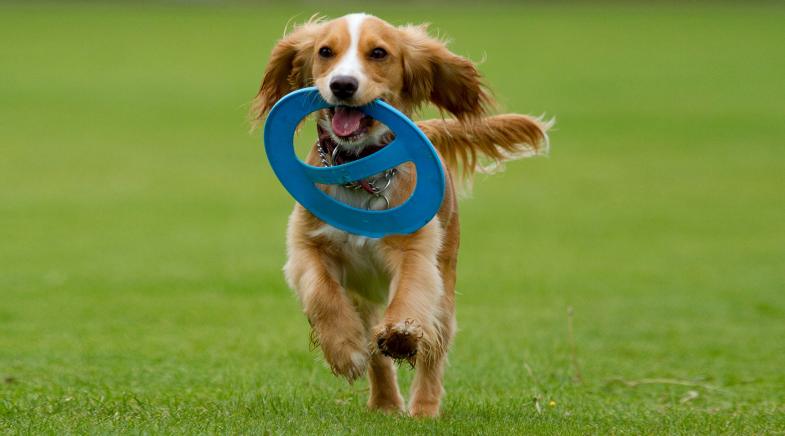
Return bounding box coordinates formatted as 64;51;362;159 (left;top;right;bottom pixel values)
263;87;445;238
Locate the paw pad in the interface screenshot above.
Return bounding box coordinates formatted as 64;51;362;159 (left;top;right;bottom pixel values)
376;319;422;362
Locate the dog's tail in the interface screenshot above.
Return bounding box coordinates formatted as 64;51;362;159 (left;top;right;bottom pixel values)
416;114;552;189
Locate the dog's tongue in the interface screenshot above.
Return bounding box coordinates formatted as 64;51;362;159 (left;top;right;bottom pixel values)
332;107;364;137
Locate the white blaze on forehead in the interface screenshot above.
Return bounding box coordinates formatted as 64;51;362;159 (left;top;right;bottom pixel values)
329;13;367;85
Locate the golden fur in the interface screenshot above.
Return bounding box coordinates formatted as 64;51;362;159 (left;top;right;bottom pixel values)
252;13;550;418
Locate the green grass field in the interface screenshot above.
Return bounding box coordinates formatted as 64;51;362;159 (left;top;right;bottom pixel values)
2;2;785;434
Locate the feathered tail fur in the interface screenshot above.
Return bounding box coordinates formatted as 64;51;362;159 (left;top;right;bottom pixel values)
416;114;552;188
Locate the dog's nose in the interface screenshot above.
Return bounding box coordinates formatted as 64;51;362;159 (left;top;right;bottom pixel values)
329;76;358;100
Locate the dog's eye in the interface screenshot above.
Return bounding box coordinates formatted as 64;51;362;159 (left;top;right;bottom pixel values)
369;47;387;60
318;46;334;58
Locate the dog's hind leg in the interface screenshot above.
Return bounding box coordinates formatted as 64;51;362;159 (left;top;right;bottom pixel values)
409;252;457;418
354;299;405;413
367;352;405;413
398;203;460;418
409;351;446;417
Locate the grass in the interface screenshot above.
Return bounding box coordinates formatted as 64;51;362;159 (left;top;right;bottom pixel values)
2;2;785;434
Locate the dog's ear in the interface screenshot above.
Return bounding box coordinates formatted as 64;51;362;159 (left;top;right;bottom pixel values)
399;24;492;121
251;20;323;123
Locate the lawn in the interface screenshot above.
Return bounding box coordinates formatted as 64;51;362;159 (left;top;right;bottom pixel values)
1;2;784;434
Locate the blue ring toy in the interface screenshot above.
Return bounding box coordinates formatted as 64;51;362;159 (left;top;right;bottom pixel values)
263;87;445;238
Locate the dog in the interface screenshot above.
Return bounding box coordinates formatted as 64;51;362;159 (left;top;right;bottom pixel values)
252;13;550;417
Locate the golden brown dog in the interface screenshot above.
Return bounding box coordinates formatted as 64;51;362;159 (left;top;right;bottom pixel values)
253;13;550;417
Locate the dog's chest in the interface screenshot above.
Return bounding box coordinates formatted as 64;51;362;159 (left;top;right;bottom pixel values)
311;224;390;304
325;183;390;211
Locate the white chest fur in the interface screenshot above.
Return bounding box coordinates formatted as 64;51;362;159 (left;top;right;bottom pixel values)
308;224;391;304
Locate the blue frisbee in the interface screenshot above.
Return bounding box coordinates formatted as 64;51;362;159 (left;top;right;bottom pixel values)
263;87;445;238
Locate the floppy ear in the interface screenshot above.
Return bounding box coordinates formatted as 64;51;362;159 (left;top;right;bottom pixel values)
399;24;492;121
251;20;323;122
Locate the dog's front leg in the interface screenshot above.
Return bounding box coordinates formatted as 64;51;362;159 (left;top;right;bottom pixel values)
284;237;368;382
375;221;446;366
375;221;448;417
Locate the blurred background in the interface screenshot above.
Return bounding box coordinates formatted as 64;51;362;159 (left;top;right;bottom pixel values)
1;2;784;433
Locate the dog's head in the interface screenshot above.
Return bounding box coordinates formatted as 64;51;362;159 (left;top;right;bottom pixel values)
252;13;492;150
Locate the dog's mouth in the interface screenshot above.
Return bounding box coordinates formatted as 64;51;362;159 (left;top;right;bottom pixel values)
328;106;374;141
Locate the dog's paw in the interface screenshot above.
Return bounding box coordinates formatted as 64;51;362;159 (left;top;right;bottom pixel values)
321;337;369;382
374;319;422;362
410;400;441;418
368;395;405;414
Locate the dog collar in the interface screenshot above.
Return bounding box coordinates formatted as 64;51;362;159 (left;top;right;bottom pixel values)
315;125;397;201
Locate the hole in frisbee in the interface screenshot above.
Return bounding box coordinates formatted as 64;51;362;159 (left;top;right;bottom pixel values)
315;161;417;211
294;109;392;165
292;109;409;211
